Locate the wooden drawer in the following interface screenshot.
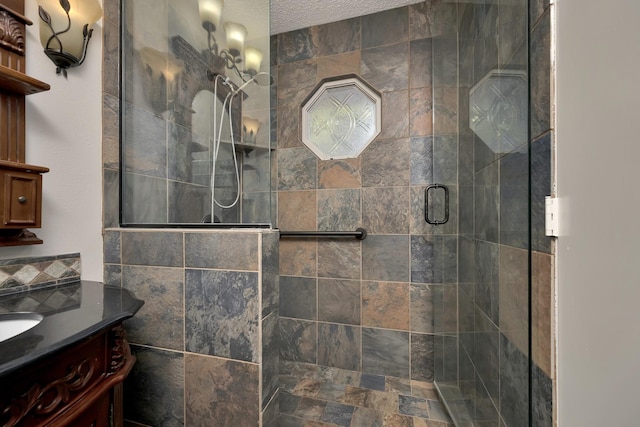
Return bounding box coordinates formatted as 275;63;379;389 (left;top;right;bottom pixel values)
0;169;41;228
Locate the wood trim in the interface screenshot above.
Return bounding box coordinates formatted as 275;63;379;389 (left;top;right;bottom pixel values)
0;65;50;95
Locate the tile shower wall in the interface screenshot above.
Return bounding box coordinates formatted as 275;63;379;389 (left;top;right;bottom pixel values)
102;3;279;426
103;229;279;426
275;3;458;385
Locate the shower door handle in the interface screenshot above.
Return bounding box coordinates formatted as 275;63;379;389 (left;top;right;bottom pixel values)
425;184;449;225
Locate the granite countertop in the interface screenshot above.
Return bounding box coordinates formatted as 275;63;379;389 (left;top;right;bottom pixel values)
0;281;144;377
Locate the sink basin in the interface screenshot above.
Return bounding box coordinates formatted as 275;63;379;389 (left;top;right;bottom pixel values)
0;312;43;342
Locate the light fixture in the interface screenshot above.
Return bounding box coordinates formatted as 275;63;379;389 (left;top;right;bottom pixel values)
242;116;261;144
37;0;102;77
197;0;263;83
139;47;185;110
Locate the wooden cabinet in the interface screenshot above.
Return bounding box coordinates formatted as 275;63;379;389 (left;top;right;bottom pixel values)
0;325;135;427
0;1;50;246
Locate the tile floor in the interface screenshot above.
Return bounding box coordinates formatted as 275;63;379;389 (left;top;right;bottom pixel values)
278;362;455;427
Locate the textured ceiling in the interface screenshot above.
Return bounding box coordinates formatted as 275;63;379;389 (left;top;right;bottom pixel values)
271;0;427;34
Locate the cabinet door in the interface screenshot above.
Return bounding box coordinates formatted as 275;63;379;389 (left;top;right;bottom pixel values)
1;170;41;227
68;392;111;427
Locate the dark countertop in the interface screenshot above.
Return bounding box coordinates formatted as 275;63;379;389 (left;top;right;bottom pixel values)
0;281;144;377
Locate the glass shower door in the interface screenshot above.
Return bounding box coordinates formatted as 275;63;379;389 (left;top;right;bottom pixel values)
432;1;531;426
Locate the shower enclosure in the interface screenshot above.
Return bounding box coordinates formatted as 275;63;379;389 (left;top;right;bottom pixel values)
431;2;533;426
120;0;273;226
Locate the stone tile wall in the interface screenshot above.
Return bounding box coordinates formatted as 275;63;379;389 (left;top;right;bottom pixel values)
275;2;458;385
0;253;81;295
104;229;279;426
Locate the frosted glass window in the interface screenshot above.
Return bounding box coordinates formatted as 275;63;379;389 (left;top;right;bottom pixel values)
301;75;381;160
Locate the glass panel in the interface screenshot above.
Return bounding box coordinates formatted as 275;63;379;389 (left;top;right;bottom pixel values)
120;0;272;226
432;1;531;426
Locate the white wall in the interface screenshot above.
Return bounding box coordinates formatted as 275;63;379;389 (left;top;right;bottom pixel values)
0;0;104;281
556;0;640;424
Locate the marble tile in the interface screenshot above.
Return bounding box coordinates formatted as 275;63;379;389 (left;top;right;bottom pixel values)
351;407;412;427
411;235;442;284
278;59;318;105
362;7;408;49
263;312;279;409
363;235;410;283
121;231;183;267
104;264;122;288
318;158;361;189
410;333;435;382
530;0;549;28
122;103;167;178
167;182;210;223
361;43;409;93
360;374;386;392
433;135;458;185
362;187;410;234
185;354;259;426
279;239;317;277
529;9;551;139
342;386;400;413
278;147;318;190
361;138;411;187
409;38;433;89
103;93;120;169
432;37;459;88
410;1;459;39
279;318;317;363
362;328;410;378
262;231;280;317
500;147;529;250
185;232;259;271
318;278;361;325
166;122;191;183
428;399;453;423
103;168;119;228
410;136;433;186
474;162;499;243
499;246;529;356
499;334;529;427
263;389;280;427
410;87;434;137
318;323;361;371
433;284;458;334
122;266;183;350
532;363;553;427
185;269;259;362
124;346;184;427
317;189;361;231
433;87;458;135
277;102;302;149
280;391;301;414
313;18;361;56
280;276;317;320
322;402;355;426
278;28;317;64
279;191;317;231
380;90;410;140
497;0;528;67
362;281;410;330
122;173;168;224
399;395;428;418
385;377;412;395
475;240;500;325
411;284;434;334
317;239;361;280
294;397;327;421
473;307;500;402
104;231;121;264
532;252;553;377
317;51;362;80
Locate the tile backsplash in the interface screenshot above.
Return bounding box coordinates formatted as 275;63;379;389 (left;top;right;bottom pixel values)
0;253;81;295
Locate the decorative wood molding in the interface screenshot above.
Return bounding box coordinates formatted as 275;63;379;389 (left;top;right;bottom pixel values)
109;325;131;374
1;358;97;426
0;10;24;55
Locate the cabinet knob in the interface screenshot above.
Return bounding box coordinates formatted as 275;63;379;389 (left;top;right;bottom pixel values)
17;196;27;204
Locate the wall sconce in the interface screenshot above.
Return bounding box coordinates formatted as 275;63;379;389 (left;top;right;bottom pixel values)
197;0;263;83
139;47;185;111
242;116;261;144
37;0;102;77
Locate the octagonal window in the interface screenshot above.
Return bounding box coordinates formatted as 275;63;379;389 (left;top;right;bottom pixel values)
301;74;381;160
469;69;528;153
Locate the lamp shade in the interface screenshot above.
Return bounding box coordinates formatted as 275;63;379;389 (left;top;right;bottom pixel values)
139;47;185;82
37;0;102;61
242;116;261;143
223;21;246;57
244;46;263;75
198;0;223;32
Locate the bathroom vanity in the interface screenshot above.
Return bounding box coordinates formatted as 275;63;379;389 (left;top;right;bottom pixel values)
0;281;143;426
